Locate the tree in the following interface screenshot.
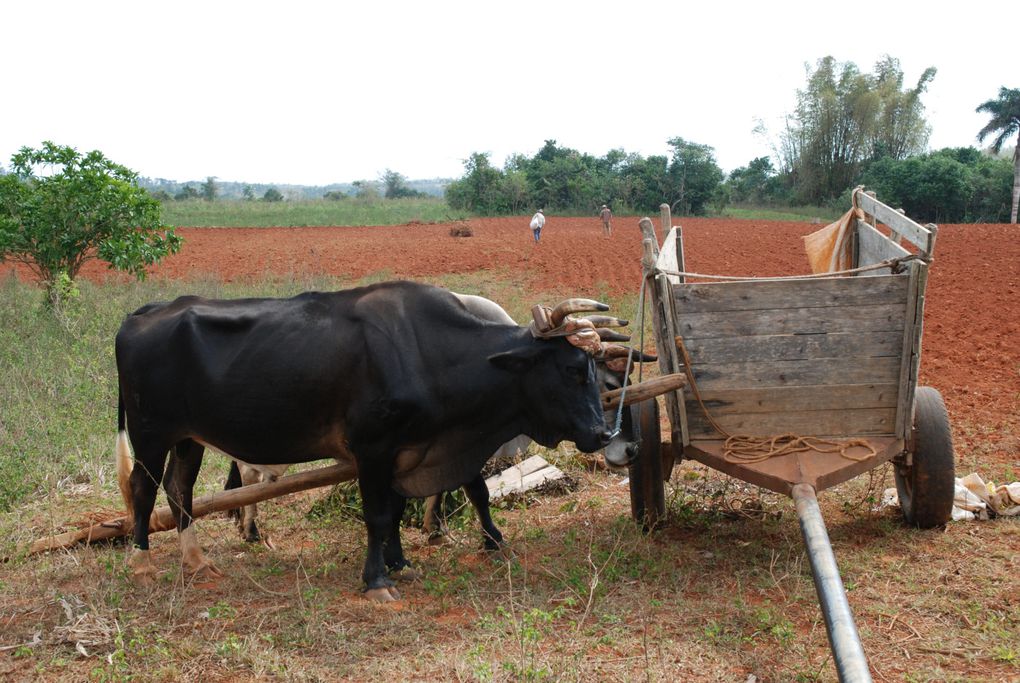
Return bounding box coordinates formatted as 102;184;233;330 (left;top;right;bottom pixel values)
666;137;723;215
0;142;182;303
242;185;255;201
262;187;284;202
780;56;935;203
351;180;379;200
976;86;1020;223
381;169;423;199
202;176;218;201
323;190;345;200
175;184;200;200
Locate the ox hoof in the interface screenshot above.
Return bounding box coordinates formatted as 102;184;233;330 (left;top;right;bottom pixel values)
389;567;422;583
364;586;401;603
427;532;448;547
184;560;224;581
260;534;276;551
131;567;159;587
487;545;515;563
128;551;159;586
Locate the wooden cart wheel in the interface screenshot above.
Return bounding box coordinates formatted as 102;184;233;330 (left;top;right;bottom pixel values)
895;386;955;528
628;398;665;529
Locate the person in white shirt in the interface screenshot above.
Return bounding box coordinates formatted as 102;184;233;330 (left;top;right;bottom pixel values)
529;209;545;242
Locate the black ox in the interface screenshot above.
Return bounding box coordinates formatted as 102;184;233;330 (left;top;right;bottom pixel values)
115;280;612;601
218;293;656;550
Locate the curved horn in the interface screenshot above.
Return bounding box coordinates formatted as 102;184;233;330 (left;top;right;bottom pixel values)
596;328;631;342
580;315;629;328
599;344;633;359
550;298;609;327
598;345;658;363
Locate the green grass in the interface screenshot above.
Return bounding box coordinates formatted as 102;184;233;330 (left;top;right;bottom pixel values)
720;204;841;222
161;197;470;228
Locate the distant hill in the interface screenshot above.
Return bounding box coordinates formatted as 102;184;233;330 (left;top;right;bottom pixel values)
137;177;452;200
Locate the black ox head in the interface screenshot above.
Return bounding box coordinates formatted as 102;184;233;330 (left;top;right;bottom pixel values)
489;337;610;454
488;297;622;454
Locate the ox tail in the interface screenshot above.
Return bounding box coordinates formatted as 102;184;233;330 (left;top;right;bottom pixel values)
116;389;135;518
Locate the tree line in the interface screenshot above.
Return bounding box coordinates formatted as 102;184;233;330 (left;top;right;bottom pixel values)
446;57;1019;224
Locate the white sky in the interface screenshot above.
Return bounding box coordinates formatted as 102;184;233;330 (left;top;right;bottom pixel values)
3;1;1016;186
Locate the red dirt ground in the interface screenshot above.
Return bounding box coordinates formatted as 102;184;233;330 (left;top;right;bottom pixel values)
4;216;1018;465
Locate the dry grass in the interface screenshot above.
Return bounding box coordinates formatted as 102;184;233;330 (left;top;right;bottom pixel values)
2;443;1017;682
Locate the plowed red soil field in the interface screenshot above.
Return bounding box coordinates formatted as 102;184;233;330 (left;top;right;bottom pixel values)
5;216;1017;464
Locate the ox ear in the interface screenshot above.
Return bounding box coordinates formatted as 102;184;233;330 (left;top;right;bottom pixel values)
489;345;548;374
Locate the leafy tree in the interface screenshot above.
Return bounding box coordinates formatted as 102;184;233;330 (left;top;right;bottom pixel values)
351;180;379;200
262;187;284;202
381;169;423;199
242;185;255;201
726;156;777;204
780;56;935;203
323;190;345;200
976;86;1020;223
666;137;724;215
445;153;506;214
859;147;1013;222
0;142;182;304
175;184;200;200
202;176;218;201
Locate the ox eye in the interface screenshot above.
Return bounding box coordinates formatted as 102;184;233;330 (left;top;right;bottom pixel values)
565;365;588;385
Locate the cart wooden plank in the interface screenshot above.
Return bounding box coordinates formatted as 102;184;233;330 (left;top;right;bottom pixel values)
687;407;896;438
674;275;907;313
857;220;911;276
689;356;901;390
676;303;906;338
682;330;902;364
855;191;935;254
693;383;899;414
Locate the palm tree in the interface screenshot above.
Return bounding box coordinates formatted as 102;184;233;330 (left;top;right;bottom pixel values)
976;87;1020;223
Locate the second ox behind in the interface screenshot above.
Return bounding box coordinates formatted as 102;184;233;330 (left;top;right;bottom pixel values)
115;280;613;601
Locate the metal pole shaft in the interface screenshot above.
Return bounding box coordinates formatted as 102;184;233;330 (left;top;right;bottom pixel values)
791;484;872;683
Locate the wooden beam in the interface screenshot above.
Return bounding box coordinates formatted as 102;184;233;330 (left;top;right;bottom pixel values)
28;462;357;555
855;191;934;254
601;373;687;411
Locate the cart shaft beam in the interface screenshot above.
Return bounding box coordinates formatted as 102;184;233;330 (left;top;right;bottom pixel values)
791;484;872;683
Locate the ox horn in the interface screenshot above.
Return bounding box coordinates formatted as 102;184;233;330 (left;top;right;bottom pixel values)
596;328;631;342
599;345;658;363
580;315;629;328
549;298;609;327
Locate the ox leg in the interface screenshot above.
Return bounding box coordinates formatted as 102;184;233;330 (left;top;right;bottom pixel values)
423;493;448;546
384;491;419;582
236;463;265;543
463;474;504;552
356;463;404;602
127;442;169;584
165;440;223;580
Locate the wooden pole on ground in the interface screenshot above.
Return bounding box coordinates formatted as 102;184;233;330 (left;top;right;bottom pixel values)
28;462;357;556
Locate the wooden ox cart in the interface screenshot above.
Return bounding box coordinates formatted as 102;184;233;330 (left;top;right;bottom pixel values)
625;189;955;683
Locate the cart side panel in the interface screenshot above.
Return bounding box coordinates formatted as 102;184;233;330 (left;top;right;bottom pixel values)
674;274;909;439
